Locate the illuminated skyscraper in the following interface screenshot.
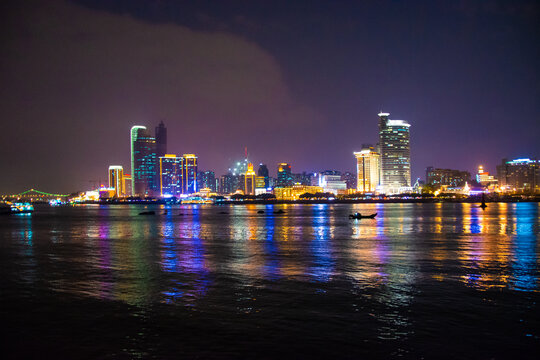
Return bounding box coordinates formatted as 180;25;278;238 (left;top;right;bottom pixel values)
198;170;216;192
159;154;182;197
155;121;167;158
131;126;157;197
354;147;380;193
497;158;539;193
277;163;293;187
244;163;256;195
378;112;411;193
181;154;198;194
257;164;269;188
108;165;125;197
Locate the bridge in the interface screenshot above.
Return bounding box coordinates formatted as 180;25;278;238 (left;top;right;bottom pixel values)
1;189;70;201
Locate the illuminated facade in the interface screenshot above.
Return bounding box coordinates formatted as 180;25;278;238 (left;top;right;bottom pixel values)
244;163;256;195
181;154;198;194
273;185;324;200
426;167;470;189
159;154;182;197
318;172;347;194
378;112;411;193
497;158;540;193
123;174;132;197
354;147;380;193
198;170;216;192
476;165;498;185
131;126;157;197
277;163;293;187
257;164;270;188
108;165;125;197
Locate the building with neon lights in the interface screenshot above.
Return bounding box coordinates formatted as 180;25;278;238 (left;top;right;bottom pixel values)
131;126;157;197
277;163;293;187
497;158;540;193
354;147;380;193
181;154;198;194
108;165;125;197
244;163;256;195
378;112;411;193
159;154;182;197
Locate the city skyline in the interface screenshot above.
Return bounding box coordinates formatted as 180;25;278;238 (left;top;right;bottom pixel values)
1;0;539;193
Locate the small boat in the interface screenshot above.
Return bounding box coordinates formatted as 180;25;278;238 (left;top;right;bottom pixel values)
10;202;34;214
139;210;156;215
257;210;265;214
274;209;285;214
349;212;377;219
479;193;487;210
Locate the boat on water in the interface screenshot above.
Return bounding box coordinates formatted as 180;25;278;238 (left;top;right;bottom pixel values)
349;212;377;219
3;202;35;214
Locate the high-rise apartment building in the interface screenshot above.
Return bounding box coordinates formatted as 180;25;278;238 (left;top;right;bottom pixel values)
244;163;256;195
155;121;167;158
131;126;157;197
181;154;198;194
497;158;540;193
354;147;380;193
277;163;293;187
159;154;182;197
108;165;125;197
378;112;411;193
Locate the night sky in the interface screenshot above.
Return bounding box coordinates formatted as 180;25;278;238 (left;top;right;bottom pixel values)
1;0;539;193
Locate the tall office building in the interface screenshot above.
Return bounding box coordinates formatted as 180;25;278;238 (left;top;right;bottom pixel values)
131;126;157;197
244;163;256;195
159;154;182;197
155;121;167;158
277;163;293;187
108;165;125;197
354;147;380;193
181;154;198;194
257;164;270;188
198;171;217;192
378;112;411;193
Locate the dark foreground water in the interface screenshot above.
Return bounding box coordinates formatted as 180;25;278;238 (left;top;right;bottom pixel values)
1;203;539;359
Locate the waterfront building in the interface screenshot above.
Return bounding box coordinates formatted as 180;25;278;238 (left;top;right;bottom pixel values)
159;154;182;197
108;165;125;197
292;172;313;186
155;121;167;158
123;174;132;197
341;171;357;190
274;185;324;200
354;147;380;193
219;174;235;194
378;112;411;193
131;126;157;197
318;171;347;195
277;163;293;187
497;158;540;193
257;164;270;188
244;163;256;195
198;170;217;192
181;154;198;194
476;165;498;186
426;167;471;189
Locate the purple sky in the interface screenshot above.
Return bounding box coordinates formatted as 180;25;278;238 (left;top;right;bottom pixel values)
1;0;539;193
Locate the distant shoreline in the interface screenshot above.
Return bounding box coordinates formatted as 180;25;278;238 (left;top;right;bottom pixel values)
65;197;540;205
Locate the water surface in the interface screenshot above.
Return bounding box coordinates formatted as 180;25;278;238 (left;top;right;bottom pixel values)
1;203;539;358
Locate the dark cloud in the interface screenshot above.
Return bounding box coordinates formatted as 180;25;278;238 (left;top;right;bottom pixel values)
0;0;323;193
